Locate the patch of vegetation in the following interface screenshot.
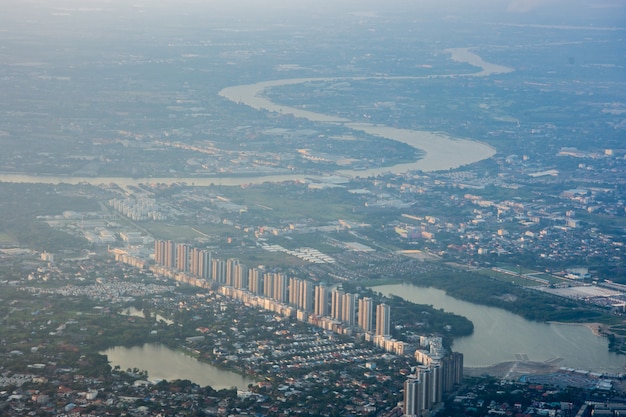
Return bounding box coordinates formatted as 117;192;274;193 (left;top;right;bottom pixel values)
220;184;365;224
401;267;617;325
0;183;96;251
138;222;212;241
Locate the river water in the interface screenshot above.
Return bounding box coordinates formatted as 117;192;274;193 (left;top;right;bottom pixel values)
102;343;255;390
104;284;623;385
374;283;624;374
218;48;502;175
0;49;505;188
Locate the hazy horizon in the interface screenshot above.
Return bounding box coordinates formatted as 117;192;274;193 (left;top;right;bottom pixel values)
1;0;624;24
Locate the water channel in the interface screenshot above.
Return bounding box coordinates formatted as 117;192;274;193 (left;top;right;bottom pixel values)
0;49;507;188
374;283;624;374
102;343;255;390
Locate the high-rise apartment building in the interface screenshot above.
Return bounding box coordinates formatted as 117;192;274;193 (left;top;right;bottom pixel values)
403;378;420;417
248;268;262;294
225;258;240;287
190;248;211;279
314;284;329;317
342;293;357;326
273;273;288;303
331;288;344;321
376;303;391;336
300;279;313;312
154;239;176;269
176;243;189;272
233;263;248;289
358;297;373;333
211;259;226;283
404;353;462;417
404;368;435;417
430;365;443;405
189;248;200;277
263;272;274;299
442;352;463;392
154;240;165;266
416;367;432;412
289;277;302;307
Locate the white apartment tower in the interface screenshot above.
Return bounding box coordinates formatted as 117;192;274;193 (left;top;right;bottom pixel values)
331;288;344;321
403;378;420;417
376;303;391;336
358;297;374;333
300;279;314;312
176;243;190;272
342;293;357;326
314;285;329;317
248;268;262;294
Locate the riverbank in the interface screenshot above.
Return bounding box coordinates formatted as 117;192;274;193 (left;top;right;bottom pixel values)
376;283;625;373
546;321;605;337
218;47;509;176
339;123;496;174
0;48;509;188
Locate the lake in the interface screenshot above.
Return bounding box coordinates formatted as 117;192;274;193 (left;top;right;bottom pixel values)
374;283;624;374
102;343;255;390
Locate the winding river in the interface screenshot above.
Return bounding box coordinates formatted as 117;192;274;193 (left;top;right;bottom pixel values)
0;48;507;187
219;47;506;176
374;284;624;374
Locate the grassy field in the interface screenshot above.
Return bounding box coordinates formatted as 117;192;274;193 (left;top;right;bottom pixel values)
138;223;210;241
478;266;568;287
219;186;363;223
477;268;547;287
234;249;307;268
0;232;16;246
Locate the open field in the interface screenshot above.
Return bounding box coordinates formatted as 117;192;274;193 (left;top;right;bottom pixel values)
477;268;546;287
139;223;211;241
482;265;568;286
0;232;16;246
219;186;363;223
228;247;308;268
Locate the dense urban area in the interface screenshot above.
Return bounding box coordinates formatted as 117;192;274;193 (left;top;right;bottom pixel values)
1;0;626;416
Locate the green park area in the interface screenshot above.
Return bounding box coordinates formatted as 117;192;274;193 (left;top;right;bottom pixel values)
477;266;566;287
138;222;211;242
218;185;364;224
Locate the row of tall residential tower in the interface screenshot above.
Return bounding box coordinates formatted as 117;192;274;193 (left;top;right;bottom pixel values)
154;240;392;336
152;240;462;417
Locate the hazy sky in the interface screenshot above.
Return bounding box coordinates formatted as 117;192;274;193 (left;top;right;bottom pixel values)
2;0;624;20
0;0;623;44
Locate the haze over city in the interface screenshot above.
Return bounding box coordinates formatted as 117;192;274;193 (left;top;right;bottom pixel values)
0;0;625;415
